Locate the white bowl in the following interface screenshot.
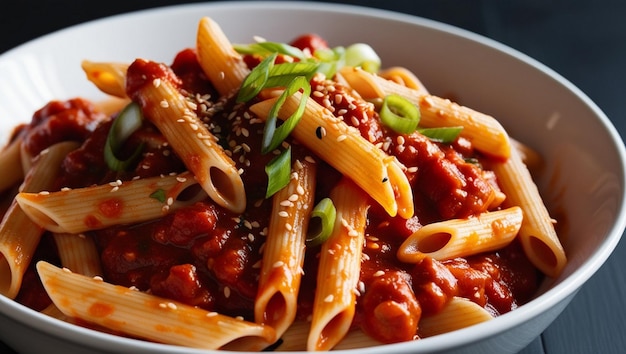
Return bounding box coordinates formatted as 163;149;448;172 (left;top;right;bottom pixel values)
0;2;624;354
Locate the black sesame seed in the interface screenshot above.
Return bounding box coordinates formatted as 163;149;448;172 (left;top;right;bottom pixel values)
315;126;324;139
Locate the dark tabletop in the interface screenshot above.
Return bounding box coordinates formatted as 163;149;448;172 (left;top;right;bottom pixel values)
1;1;625;353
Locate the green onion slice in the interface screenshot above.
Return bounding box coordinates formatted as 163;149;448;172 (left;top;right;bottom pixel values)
306;197;336;246
418;126;464;143
265;62;320;88
313;46;346;78
265;146;292;198
262;75;311;154
237;52;277;102
344;43;381;73
149;189;167;203
379;94;420;134
234;42;307;61
104;102;145;171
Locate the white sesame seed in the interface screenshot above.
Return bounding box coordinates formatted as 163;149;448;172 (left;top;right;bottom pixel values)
373;270;385;277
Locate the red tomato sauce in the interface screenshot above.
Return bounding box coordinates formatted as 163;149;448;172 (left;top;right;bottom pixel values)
11;35;542;345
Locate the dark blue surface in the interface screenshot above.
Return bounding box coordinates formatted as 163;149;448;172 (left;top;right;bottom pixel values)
1;1;625;353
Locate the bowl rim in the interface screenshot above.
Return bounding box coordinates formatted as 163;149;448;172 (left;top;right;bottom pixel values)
1;1;625;353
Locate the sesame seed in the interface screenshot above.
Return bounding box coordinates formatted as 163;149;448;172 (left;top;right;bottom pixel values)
152;78;161;87
278;211;289;218
373;270;385;277
176;176;187;183
336;134;347;142
223;286;231;298
92;276;104;281
273;261;285;268
160;100;169;108
324;294;334;303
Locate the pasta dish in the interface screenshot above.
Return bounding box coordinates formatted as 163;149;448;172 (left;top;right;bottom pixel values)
0;17;566;351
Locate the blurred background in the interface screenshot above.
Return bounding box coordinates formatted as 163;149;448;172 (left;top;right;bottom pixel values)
1;1;625;353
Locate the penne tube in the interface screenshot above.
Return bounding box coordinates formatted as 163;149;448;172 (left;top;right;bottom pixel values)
36;261;276;351
379;66;430;93
491;148;566;278
340;67;511;159
276;321;383;351
397;207;523;263
338;66;429;101
128;61;246;213
0;141;79;299
81;60;129;98
16;171;206;234
255;158;316;338
196;16;251;96
249;92;413;219
418;296;493;338
308;178;370;351
53;232;103;277
0;136;24;194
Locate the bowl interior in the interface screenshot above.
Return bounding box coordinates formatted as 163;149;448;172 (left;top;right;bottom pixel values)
0;2;624;353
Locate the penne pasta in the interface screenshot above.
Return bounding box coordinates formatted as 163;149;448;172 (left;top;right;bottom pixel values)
0;136;24;194
16;171;206;234
307;178;370;351
0;141;79;298
378;66;429;93
338;66;429;101
276;321;384;351
36;261;277;351
490;148;566;278
255;157;316;338
397;207;523;263
340;67;511;159
418;296;493;338
250;92;413;219
53;232;103;277
127;61;246;213
196;16;251;96
81;60;129;98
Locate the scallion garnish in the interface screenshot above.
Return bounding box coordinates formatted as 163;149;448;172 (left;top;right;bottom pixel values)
306;197;336;246
234;41;307;61
262;76;311;154
379;94;420;135
265;62;321;88
344;43;381;73
237;52;277;102
149;189;167;203
418;126;463;143
265;146;292;198
104;102;145;171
